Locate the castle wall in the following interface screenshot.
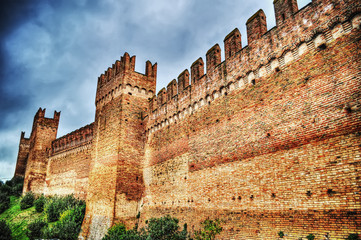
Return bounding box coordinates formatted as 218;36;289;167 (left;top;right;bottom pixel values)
43;123;94;200
142;12;361;239
13;0;361;239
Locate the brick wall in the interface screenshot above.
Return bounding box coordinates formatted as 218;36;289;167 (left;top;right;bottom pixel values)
14;0;361;239
142;19;361;239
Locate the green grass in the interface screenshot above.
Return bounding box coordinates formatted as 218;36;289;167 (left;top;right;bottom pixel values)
0;196;45;240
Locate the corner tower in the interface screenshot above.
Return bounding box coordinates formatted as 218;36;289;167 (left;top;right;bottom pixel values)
81;53;156;239
23;108;60;194
13;132;30;178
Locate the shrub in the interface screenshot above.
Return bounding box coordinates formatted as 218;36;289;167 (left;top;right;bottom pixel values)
43;221;79;240
46;195;85;222
193;219;222;240
306;234;315;240
103;223;127;240
278;231;285;238
20;191;35;210
27;219;47;240
35;195;46;213
0;192;10;214
0;219;12;240
8;176;24;196
347;234;360;240
43;195;86;239
0;184;11;195
146;215;187;240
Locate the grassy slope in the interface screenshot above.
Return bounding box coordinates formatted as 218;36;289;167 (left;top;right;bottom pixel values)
0;196;44;240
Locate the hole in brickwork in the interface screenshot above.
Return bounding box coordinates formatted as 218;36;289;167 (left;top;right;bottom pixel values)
271;193;276;198
304;76;310;83
275;67;281;72
208;101;211;105
267;133;271;137
318;43;327;50
282;13;285;21
128;92;132;95
306;191;312;197
327;189;336;196
238;196;241;200
208;198;211;202
184;176;187;180
224;92;228;96
250;195;254;200
232;196;236;201
136;176;138;181
216;119;219;123
251;79;256;85
344;105;352;114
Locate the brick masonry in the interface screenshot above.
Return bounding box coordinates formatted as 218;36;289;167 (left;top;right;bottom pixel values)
15;0;361;239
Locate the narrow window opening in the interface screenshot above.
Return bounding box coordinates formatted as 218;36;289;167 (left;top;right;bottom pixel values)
251;79;256;85
318;43;327;50
282;13;285;21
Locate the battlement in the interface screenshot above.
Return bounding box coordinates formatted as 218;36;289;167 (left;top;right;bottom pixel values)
146;0;361;135
95;53;156;108
51;123;94;155
32;108;60;133
20;131;29;141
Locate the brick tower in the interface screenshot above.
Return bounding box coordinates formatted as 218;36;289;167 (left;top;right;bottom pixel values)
13;132;30;178
23;108;60;194
80;53;156;239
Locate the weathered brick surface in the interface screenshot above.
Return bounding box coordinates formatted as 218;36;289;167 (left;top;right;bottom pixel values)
14;0;361;239
44;123;94;200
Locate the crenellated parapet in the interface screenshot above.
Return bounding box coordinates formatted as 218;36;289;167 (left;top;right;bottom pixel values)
51;123;94;155
95;52;157;108
31;108;60;133
146;0;361;135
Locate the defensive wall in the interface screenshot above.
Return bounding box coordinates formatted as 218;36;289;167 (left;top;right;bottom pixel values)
14;0;361;239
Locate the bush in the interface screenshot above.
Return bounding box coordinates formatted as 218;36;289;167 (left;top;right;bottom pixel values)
43;195;86;240
103;223;127;240
278;231;285;238
306;234;315;240
46;195;85;222
20;191;35;210
347;234;360;240
35;195;46;213
146;215;187;240
0;192;10;214
0;184;11;195
0;219;12;240
43;221;79;240
193;219;222;240
27;219;47;240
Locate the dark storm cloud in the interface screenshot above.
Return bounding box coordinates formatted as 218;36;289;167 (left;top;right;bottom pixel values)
0;0;312;180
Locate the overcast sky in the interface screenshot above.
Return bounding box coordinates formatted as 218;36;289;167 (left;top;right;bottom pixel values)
0;0;311;181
